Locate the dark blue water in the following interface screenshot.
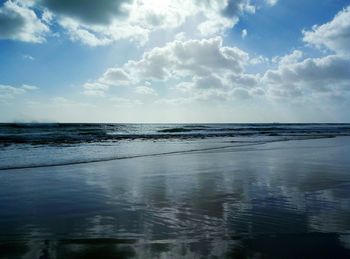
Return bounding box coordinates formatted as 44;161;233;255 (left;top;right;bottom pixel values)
1;123;350;145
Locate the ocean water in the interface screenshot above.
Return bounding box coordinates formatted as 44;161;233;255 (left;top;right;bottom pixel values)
1;123;350;170
1;124;350;258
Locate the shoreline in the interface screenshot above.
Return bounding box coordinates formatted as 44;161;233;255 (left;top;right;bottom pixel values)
1;135;347;172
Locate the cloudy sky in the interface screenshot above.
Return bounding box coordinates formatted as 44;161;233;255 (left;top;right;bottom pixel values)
0;0;349;122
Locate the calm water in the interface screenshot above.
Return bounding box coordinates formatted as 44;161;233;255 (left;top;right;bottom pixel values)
0;124;350;258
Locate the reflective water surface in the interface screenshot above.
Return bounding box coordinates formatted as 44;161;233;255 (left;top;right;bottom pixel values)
1;137;350;258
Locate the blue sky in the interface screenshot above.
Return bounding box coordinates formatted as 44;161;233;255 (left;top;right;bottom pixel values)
0;0;349;122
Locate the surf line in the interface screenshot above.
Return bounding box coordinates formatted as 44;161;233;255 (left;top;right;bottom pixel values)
0;142;267;171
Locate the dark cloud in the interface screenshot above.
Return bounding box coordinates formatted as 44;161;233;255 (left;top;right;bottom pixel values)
0;7;25;38
222;0;253;18
0;1;49;43
38;0;133;25
222;0;243;17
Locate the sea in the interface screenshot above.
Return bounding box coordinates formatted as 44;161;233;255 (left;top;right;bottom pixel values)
1;123;350;257
1;123;350;170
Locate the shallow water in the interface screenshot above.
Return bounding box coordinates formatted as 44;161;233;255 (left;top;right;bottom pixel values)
0;136;350;258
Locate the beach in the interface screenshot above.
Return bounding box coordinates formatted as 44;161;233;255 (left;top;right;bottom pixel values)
1;135;350;258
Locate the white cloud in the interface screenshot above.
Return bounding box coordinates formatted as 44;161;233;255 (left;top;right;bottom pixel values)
174;32;186;41
0;84;38;99
250;55;269;65
41;9;53;24
176;75;227;93
101;68;132;86
59;18;113;46
193;75;226;89
264;53;350;98
273;50;303;65
0;0;49;43
124;37;249;80
196;0;255;36
227;74;260;88
0;85;25;97
83;82;109;96
58;16;148;46
82;68;133;96
250;87;265;96
197;18;235;36
231;87;251;99
21;84;38;91
303;6;350;55
23;54;34;60
265;0;278;7
241;29;247;39
84;37;251;98
135;85;158;96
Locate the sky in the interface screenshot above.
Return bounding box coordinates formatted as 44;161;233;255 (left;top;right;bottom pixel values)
0;0;349;123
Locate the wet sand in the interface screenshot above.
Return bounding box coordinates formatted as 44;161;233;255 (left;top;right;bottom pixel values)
1;137;350;258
